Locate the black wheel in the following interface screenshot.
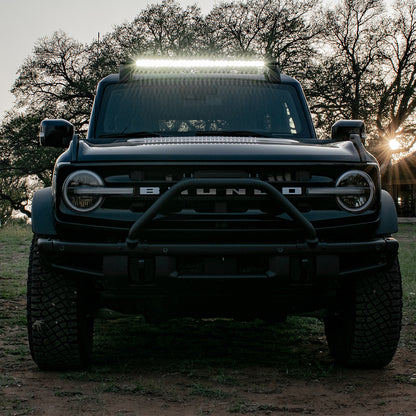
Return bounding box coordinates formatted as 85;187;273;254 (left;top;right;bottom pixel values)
27;235;94;370
324;258;402;368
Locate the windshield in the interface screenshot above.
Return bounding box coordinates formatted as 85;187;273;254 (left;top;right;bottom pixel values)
94;78;313;140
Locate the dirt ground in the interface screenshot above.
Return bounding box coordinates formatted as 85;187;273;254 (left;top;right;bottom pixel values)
1;296;416;416
4;351;416;416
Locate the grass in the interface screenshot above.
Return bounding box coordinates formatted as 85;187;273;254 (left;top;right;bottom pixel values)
227;400;311;414
0;223;31;298
190;383;230;399
398;224;416;313
91;314;331;380
1;222;416;381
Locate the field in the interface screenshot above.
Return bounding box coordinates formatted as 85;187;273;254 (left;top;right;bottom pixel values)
1;224;416;416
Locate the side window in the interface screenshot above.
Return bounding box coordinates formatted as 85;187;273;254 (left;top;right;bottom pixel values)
284;103;298;135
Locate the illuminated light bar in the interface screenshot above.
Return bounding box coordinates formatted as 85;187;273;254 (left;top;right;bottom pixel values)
135;59;265;69
119;59;280;83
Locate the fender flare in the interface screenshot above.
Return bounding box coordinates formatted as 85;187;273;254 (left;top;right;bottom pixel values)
376;190;398;236
31;187;57;236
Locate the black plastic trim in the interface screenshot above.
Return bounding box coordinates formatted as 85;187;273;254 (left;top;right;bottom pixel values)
37;236;398;257
376;190;398;236
31;188;57;236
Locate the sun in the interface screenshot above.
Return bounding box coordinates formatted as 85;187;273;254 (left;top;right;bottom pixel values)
389;138;401;151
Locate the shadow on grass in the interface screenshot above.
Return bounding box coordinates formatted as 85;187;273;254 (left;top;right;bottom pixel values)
92;315;334;378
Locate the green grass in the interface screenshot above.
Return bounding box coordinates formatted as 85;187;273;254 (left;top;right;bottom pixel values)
227;400;310;414
0;223;31;345
210;371;240;386
0;222;32;242
397;224;416;313
190;383;230;399
0;223;31;299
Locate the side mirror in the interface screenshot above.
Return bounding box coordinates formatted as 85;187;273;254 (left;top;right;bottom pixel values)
39;119;74;148
331;120;366;143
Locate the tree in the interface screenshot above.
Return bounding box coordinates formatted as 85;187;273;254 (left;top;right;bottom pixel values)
205;0;319;76
11;31;98;133
0;112;61;221
375;0;416;159
128;0;205;56
2;32;100;222
308;0;384;134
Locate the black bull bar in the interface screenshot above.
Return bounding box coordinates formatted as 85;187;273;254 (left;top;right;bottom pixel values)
125;178;318;247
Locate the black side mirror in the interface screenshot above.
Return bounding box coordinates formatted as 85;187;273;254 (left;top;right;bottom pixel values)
39;119;74;148
331;120;366;143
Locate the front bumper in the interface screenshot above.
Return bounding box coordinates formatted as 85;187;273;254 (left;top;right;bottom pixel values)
37;236;399;278
37;235;399;318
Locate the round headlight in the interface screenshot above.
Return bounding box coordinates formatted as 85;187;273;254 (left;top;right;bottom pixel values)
63;170;104;212
336;170;375;213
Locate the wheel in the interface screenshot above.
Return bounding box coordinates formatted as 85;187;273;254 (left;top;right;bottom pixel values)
27;235;94;370
324;257;402;368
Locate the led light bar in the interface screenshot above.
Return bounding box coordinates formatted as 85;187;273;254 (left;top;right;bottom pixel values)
119;59;280;83
135;59;265;69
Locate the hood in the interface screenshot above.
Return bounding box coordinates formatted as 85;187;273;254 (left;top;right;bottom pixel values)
75;137;363;163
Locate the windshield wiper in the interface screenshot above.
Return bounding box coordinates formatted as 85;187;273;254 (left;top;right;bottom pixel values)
195;130;272;138
98;132;160;138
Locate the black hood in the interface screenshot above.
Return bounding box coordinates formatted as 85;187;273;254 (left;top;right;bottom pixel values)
75;137;364;163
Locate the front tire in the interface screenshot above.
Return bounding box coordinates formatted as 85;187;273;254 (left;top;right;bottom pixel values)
27;235;94;370
324;258;402;368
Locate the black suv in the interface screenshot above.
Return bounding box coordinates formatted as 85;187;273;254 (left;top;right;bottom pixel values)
28;60;402;370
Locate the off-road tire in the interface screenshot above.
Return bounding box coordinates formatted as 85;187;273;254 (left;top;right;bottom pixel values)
27;235;94;370
324;258;402;368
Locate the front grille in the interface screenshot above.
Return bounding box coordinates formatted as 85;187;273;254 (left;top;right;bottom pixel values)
100;165;323;214
57;163;380;244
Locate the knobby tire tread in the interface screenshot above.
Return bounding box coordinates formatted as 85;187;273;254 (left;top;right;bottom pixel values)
27;235;93;370
325;258;402;368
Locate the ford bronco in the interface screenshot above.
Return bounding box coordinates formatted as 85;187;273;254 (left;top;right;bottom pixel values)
28;59;402;370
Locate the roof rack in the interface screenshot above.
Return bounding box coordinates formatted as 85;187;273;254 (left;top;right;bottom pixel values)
119;59;281;83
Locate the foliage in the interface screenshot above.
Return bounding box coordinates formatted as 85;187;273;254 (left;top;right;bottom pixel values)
310;0;416;167
375;0;416;156
0;113;61;221
308;0;385;134
205;0;318;74
11;31;99;132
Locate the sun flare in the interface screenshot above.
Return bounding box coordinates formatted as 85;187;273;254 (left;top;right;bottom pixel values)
389;139;401;151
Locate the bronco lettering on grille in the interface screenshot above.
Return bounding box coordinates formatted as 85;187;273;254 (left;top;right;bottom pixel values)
138;186;303;196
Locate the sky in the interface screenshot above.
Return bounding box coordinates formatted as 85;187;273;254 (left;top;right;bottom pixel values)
0;0;218;120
